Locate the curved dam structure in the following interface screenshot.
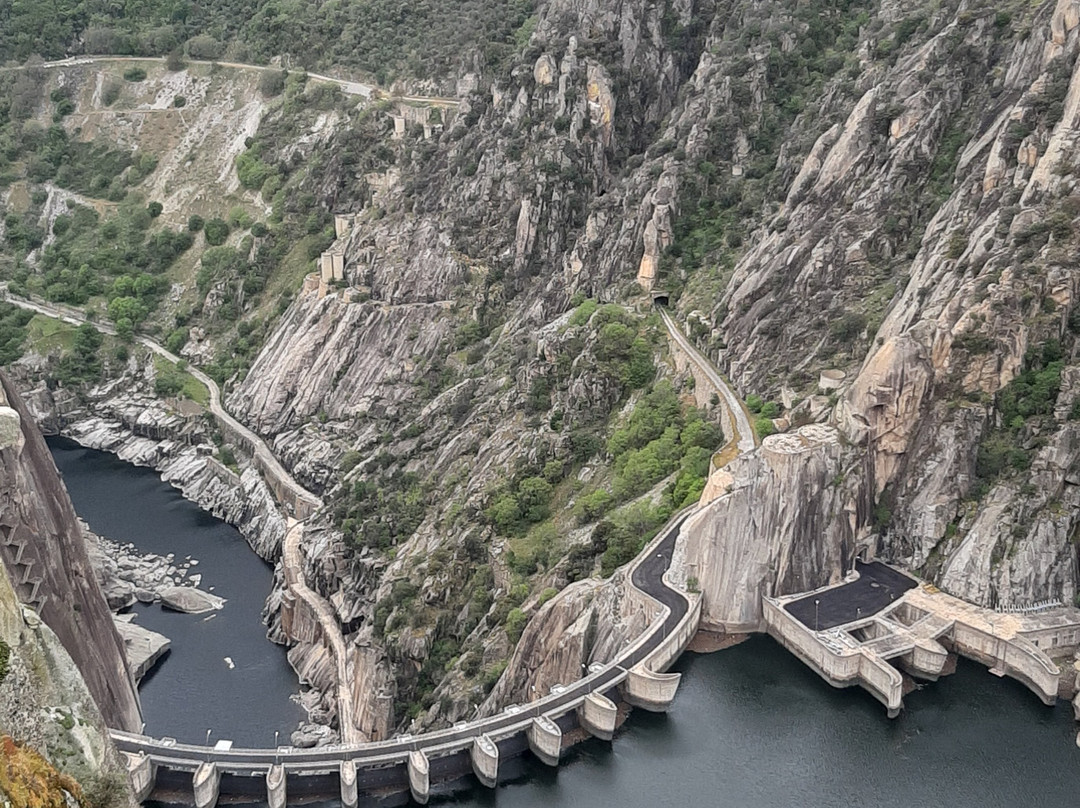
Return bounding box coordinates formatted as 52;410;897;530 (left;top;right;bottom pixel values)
113;509;703;805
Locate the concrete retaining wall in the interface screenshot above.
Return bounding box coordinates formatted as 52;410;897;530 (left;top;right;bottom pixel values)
214;418;318;520
577;692;617;741
266;764;286;808
470;735;499;788
952;622;1059;704
643;594;702;673
623;667;682;711
407;750;429;805
193;762;220;808
123;752;156;802
763;598;903;716
905;640;948;679
339;761;358;808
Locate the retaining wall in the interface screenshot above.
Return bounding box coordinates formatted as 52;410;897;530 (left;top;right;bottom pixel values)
763;598;903;715
952;622;1059;704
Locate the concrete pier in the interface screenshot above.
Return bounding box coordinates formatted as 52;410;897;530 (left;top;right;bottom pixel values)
578;692;618;741
526;716;562;766
114;615;170;683
266;764;286;808
339;760;358;808
123;751;156;802
470;735;499;788
623;665;682;711
193;762;220;808
407;749;430;805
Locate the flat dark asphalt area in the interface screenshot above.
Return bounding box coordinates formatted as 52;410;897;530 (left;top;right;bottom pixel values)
784;562;916;631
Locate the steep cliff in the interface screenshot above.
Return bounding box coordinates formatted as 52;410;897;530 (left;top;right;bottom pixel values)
0;372;141;732
0;373;135;805
11;0;1080;741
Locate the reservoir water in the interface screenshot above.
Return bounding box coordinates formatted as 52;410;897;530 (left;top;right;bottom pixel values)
48;436;305;747
50;438;1080;806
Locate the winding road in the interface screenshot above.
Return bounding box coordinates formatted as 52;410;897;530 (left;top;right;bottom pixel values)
0;290;351;735
657;306;756;453
108;508;697;771
6;55;459;107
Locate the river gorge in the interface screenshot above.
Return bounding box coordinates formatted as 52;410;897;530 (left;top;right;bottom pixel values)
47;439;1080;807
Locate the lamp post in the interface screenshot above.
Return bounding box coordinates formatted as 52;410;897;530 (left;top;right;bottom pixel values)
205;729;212;762
815;599;820;632
274;731;279;766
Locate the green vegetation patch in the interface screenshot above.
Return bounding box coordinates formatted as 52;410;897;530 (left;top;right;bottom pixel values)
0;638;9;684
152;355;209;405
335;468;429;552
24;314;78;355
0;303;34;364
975;340;1064;494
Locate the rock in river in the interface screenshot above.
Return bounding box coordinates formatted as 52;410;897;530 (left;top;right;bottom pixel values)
158;585;225;614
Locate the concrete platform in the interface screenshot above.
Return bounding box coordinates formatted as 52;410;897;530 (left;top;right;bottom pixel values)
784;562;916;630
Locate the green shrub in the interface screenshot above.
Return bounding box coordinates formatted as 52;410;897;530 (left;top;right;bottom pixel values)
172;95;186;108
236;149;277;190
567;298;598;327
258;70;287;98
147;201;163;218
340;450;363;473
187;214;204;232
123;67;147;82
0;639;9;684
101;78;122;106
203;217;229;245
505;608;528;642
755;417;776;438
165;327;188;354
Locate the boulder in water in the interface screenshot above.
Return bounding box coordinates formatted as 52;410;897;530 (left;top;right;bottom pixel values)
158;585;225;614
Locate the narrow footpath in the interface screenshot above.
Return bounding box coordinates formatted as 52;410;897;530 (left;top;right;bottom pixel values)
6;55;459;107
657;306;756;453
282;519;358;743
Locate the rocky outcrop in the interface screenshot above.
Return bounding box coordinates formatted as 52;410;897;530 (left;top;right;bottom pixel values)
158;585;225;614
0;372;141;733
678;425;859;631
0;373;136;802
479;568;652;713
0;560;134;805
19;380;287;561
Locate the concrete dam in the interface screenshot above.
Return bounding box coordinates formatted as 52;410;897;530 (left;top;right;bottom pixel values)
114;511;703;807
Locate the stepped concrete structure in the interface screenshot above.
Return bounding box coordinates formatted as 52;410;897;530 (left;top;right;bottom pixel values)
765;565;1080;716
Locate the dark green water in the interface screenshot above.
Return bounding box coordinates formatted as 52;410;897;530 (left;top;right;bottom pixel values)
50;438;1080;805
49;436;305;747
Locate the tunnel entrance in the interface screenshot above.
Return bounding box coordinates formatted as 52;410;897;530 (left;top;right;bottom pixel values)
651;292;670;306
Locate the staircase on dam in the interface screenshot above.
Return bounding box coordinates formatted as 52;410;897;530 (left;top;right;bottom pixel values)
0;522;47;612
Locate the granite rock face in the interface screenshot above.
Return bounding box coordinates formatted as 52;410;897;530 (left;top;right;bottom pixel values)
0;372;141;733
0;561;134;804
0;372;137;802
679;426;859;632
